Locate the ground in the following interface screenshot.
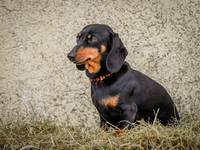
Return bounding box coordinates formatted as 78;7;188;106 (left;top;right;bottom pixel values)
0;0;200;126
1;116;200;149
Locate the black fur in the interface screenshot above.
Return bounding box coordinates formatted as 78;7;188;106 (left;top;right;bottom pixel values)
67;24;180;129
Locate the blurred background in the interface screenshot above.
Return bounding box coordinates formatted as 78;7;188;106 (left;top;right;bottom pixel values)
0;0;199;126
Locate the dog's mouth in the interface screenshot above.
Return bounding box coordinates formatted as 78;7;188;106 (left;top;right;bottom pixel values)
75;47;100;65
75;57;91;65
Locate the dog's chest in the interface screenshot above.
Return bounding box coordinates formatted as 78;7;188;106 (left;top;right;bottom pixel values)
94;95;119;109
91;87;122;118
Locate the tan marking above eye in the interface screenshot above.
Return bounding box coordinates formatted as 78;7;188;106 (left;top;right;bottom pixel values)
100;44;107;53
87;35;98;42
102;95;119;108
87;34;92;39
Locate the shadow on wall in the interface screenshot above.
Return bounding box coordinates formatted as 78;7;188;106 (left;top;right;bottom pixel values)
0;0;199;126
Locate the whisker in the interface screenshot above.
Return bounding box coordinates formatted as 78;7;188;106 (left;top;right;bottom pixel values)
75;57;89;65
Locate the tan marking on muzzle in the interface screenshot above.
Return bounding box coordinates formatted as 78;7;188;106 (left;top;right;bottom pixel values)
76;47;99;63
102;95;119;108
76;47;101;73
85;55;101;73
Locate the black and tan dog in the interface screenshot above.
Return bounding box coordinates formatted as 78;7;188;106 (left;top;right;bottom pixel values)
68;24;179;129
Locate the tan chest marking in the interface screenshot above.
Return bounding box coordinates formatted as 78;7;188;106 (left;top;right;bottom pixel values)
102;95;119;108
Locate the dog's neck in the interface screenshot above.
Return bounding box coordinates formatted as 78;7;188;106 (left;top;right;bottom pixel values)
89;72;112;82
89;62;129;83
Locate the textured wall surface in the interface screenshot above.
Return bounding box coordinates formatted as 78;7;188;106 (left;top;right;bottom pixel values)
0;0;199;126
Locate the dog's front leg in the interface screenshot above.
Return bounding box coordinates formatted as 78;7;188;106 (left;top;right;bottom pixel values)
117;103;137;129
100;115;110;131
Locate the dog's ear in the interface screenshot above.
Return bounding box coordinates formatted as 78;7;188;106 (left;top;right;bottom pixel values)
76;64;85;71
106;33;128;73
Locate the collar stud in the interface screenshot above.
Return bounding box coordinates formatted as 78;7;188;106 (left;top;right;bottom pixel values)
90;73;112;82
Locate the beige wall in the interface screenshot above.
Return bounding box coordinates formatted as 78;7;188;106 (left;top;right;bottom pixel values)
0;0;199;126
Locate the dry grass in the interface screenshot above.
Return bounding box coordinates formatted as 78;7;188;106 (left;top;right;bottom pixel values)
0;115;200;150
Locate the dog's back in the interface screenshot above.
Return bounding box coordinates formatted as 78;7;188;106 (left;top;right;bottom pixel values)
129;66;179;125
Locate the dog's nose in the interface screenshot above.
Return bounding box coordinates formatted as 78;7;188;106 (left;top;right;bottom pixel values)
67;52;76;62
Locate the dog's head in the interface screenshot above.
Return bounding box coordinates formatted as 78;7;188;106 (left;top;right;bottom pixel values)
68;24;128;76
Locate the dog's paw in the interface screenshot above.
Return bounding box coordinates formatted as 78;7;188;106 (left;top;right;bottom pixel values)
112;129;126;137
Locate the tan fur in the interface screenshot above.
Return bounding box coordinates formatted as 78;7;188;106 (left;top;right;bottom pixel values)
85;55;101;73
113;129;126;137
100;44;107;53
76;47;99;62
102;95;119;108
76;46;109;73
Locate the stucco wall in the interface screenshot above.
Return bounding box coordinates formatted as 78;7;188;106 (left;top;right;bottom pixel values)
0;0;199;126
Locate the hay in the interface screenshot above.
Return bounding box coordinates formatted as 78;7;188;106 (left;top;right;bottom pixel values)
1;115;200;150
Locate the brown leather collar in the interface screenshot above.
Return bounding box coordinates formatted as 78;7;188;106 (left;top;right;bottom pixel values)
90;73;112;82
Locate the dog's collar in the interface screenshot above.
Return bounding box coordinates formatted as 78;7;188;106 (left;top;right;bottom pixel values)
90;73;112;82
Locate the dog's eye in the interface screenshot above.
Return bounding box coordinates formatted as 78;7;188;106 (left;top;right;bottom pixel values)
87;35;98;43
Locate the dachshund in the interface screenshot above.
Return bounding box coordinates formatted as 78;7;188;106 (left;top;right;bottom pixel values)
67;24;180;130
